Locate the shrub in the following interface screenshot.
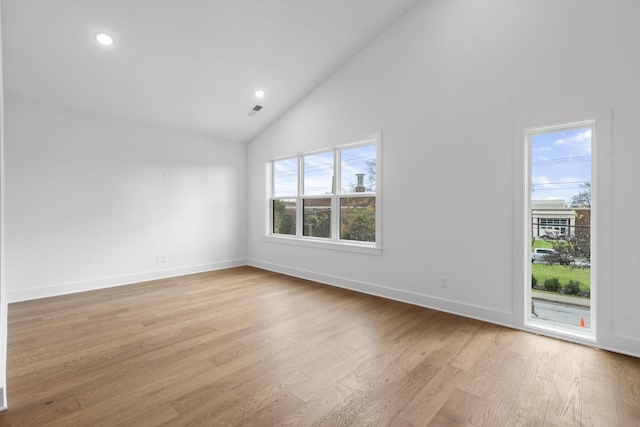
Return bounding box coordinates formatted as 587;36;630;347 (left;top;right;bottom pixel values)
532;276;538;287
565;280;581;295
545;250;573;266
544;277;561;292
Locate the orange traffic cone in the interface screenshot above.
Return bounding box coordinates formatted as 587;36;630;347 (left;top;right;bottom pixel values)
580;317;586;328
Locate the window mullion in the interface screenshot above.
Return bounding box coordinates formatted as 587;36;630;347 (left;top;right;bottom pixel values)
297;155;303;236
333;148;340;241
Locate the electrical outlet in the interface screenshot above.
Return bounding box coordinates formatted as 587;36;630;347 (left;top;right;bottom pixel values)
440;276;449;288
162;254;168;263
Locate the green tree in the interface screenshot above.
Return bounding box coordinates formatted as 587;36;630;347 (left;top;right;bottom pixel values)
340;197;375;242
279;213;295;235
549;233;591;266
273;200;295;235
570;183;591;208
365;158;376;191
304;210;331;237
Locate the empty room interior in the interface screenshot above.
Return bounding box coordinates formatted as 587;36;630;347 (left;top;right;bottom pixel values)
0;0;639;426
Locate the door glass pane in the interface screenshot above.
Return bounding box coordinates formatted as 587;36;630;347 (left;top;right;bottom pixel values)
303;198;331;238
530;126;592;333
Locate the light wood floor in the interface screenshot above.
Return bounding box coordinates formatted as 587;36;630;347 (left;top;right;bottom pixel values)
1;266;639;426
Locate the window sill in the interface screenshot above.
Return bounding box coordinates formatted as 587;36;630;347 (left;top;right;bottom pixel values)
526;318;596;342
264;235;382;255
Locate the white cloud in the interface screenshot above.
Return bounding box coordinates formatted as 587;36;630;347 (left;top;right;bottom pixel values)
553;129;592;155
531;175;552;186
532;146;554;153
531;175;588;204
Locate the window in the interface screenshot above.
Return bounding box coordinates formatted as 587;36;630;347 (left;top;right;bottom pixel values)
526;120;595;338
535;218;570;237
268;133;380;253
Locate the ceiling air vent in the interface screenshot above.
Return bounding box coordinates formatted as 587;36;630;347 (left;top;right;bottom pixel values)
248;104;263;116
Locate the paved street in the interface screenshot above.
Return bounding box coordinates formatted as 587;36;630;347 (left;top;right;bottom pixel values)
532;298;591;329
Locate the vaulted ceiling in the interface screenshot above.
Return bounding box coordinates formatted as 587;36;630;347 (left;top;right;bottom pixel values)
2;0;420;143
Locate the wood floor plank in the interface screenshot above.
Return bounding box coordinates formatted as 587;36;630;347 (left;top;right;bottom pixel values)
221;332;354;398
170;383;241;417
289;359;356;403
456;329;521;398
397;364;468;426
545;375;582;426
427;389;480;427
542;417;581;427
612;353;640;409
505;379;551;427
312;333;445;426
616;400;640;427
469;351;528;427
273;382;354;427
524;347;559;384
311;387;378;427
338;324;440;391
2;266;638;426
450;322;499;371
43;359;217;427
350;360;443;426
582;370;619;426
582;347;615;378
201;373;307;427
391;419;419;427
125;403;181;427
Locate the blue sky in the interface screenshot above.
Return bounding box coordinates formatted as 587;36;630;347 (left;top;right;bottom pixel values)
340;145;376;193
273;157;298;197
531;127;592;204
273;145;376;197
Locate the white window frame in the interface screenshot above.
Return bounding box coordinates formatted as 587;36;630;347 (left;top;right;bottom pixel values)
514;107;612;348
524;119;596;340
265;132;382;255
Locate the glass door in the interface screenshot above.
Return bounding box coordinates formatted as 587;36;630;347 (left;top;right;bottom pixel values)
526;120;595;338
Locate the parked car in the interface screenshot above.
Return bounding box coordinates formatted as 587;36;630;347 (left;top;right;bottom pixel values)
531;248;555;262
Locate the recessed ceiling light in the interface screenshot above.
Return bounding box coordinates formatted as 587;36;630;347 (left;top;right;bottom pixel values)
94;33;114;46
254;90;265;98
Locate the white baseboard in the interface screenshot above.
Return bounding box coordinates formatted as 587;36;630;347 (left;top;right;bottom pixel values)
0;387;6;411
9;258;638;359
248;259;640;359
8;259;247;303
247;258;514;326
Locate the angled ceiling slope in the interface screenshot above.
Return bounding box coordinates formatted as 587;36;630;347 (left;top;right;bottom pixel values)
2;0;421;143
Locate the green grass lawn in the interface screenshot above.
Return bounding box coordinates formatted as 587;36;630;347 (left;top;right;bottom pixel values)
531;237;590;291
531;238;554;250
531;262;591;292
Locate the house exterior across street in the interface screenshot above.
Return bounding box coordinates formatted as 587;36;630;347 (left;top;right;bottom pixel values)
532;199;590;239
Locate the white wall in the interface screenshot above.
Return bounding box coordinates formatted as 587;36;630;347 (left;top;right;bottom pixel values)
0;9;7;409
5;99;248;302
248;0;640;357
